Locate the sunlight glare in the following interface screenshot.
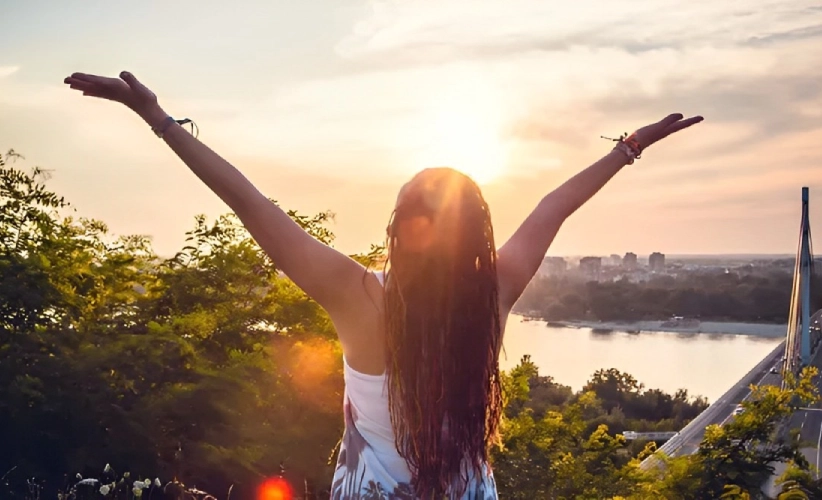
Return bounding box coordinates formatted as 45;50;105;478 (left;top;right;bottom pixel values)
415;87;508;185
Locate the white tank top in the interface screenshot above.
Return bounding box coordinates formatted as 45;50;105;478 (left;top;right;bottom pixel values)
330;271;499;499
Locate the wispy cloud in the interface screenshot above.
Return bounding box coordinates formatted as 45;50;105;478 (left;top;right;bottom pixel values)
336;0;822;68
746;23;822;45
0;66;20;78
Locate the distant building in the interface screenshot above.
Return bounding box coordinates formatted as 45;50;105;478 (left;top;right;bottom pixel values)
623;252;638;270
649;252;666;272
579;256;602;281
540;256;567;276
608;254;622;266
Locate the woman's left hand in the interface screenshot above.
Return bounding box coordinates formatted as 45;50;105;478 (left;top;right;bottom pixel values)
634;113;704;150
64;71;164;125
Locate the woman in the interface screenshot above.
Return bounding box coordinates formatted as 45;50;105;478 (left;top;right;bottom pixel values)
64;72;702;499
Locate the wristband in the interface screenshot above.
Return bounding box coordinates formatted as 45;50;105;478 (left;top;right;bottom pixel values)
151;116;176;138
151;116;199;139
602;132;643;165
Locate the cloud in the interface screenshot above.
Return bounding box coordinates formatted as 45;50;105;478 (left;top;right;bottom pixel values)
510;56;822;151
746;23;822;45
336;0;822;70
0;66;20;78
4;0;821;255
210;22;820;182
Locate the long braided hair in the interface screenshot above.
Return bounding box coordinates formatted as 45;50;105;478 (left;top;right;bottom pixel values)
383;168;503;498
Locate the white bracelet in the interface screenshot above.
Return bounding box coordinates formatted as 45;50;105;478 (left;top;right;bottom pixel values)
613;142;638;165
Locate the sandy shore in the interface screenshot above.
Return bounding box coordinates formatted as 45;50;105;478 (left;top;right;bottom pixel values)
543;319;787;338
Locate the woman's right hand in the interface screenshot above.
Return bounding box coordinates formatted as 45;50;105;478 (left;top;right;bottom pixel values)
63;71;165;125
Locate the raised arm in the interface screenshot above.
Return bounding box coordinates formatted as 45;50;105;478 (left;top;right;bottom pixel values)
497;113;703;311
63;71;370;319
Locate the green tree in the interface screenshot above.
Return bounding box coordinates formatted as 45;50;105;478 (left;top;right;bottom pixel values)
0;153;348;497
775;461;822;499
638;366;821;499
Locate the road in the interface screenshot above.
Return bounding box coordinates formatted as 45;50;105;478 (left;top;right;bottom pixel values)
640;342;785;469
783;348;822;465
763;346;822;497
674;343;785;456
794;409;822;474
789;341;822;467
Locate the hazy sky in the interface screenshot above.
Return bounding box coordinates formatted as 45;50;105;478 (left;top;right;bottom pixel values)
2;0;821;257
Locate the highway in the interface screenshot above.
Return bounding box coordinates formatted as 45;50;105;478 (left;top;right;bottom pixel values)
784;348;822;474
640;342;785;469
765;407;822;496
763;346;822;496
794;408;822;474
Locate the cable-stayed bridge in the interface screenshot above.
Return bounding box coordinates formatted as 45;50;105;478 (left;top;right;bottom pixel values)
640;187;822;470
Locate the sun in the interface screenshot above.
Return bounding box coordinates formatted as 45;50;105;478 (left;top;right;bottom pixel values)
413;91;508;185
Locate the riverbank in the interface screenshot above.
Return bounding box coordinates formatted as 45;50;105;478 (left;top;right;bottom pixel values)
522;318;786;338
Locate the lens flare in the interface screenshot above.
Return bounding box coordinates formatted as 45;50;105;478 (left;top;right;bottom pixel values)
257;478;293;500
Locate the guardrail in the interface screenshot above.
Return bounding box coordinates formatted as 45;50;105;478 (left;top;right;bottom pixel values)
623;431;677;441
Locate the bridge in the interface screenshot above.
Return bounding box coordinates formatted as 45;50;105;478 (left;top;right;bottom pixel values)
640;187;822;472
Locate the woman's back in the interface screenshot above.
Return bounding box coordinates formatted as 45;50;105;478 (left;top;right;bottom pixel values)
330;271;499;499
331;358;499;499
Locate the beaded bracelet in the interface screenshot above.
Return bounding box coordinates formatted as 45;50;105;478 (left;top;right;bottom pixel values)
601;132;643;165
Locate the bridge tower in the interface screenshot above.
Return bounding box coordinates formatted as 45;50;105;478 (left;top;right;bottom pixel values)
786;187;814;373
800;187;813;366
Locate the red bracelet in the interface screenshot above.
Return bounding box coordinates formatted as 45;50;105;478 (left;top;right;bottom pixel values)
622;132;643;158
602;131;643;164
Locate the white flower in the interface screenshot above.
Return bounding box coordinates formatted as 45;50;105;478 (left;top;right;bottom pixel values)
123;472;130;479
78;478;98;485
154;478;161;487
132;486;143;497
76;473;82;480
99;484;110;495
104;463;112;473
144;479;152;488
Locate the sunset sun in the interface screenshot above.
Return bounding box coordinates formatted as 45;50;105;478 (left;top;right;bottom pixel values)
413;89;508;185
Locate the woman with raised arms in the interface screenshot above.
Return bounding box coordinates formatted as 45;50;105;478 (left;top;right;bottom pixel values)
64;71;701;499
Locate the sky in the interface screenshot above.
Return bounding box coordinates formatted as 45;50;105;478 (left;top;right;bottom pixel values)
1;0;821;257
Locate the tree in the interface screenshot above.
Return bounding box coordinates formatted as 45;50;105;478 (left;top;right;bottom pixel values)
638;366;821;499
515;271;798;324
0;153;348;497
492;357;708;499
775;461;822;499
583;368;643;413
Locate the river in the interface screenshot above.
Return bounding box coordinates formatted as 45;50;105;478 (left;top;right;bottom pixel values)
501;316;783;402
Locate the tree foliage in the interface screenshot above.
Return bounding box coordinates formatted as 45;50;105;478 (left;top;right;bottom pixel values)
516;271;803;323
0;152;344;498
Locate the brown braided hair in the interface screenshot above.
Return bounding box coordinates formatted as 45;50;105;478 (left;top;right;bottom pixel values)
383;167;503;498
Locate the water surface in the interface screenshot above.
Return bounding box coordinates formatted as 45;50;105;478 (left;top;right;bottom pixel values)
501;316;782;402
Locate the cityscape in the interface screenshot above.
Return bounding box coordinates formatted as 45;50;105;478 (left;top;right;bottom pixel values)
538;252;802;283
